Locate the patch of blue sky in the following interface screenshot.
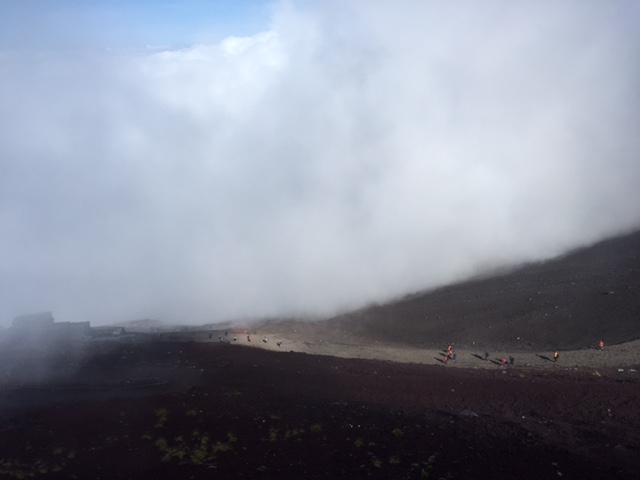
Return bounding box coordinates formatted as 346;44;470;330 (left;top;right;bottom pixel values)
0;0;274;52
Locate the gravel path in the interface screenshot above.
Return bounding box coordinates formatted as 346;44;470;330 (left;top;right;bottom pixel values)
241;333;640;371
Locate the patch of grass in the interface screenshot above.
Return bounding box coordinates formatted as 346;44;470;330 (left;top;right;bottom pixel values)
391;428;404;438
161;450;184;463
354;438;364;448
190;435;212;465
412;455;437;479
149;430;234;466
154;437;168;450
212;442;231;454
154;408;169;428
186;409;198;417
309;423;322;433
189;448;208;465
0;459;66;479
388;455;400;464
284;428;303;439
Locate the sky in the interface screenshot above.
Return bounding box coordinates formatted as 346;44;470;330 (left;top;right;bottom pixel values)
1;1;640;326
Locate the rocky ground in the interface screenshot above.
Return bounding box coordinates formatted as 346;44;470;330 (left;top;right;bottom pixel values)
0;334;639;480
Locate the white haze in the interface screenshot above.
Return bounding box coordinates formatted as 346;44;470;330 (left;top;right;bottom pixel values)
1;1;640;326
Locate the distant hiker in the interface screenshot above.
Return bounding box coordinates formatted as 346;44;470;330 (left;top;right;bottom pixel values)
208;333;212;339
553;351;559;363
444;354;449;364
447;345;453;355
501;358;508;366
509;355;515;366
277;340;283;347
599;340;605;350
483;352;489;361
233;336;237;342
452;352;457;362
247;335;251;342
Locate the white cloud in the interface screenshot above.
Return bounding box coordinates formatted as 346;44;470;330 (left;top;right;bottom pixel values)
1;1;640;325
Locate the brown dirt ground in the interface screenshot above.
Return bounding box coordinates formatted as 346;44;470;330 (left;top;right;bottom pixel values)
1;334;639;480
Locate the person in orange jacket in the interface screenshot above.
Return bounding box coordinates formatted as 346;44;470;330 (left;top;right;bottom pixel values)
599;340;605;350
553;351;559;363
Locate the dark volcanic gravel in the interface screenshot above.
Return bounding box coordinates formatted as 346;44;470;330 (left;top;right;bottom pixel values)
1;341;639;479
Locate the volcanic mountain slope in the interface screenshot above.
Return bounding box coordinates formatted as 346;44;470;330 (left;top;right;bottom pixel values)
321;230;640;351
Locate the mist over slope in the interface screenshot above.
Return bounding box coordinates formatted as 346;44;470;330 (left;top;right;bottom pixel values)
2;1;640;326
323;230;640;350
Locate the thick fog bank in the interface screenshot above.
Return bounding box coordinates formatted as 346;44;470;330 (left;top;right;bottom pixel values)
1;1;639;326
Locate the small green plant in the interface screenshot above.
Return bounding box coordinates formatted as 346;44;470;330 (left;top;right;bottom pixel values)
212;442;231;453
155;437;168;450
186;409;197;417
161;444;188;463
284;428;304;439
354;438;364;448
389;455;400;464
413;455;437;479
147;429;235;466
0;459;66;479
189;448;208;464
391;428;404;438
309;423;322;433
154;408;169;428
190;434;212;465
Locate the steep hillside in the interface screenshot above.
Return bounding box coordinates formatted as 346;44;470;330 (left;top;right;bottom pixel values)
326;230;640;350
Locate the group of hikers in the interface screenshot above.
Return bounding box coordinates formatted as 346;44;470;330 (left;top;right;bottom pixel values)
445;345;516;366
552;339;605;363
209;331;284;347
443;339;606;366
444;345;457;363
